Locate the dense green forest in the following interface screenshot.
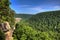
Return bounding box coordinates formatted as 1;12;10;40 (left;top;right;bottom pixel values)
28;10;60;32
0;0;60;40
13;10;60;40
0;0;15;26
15;14;33;19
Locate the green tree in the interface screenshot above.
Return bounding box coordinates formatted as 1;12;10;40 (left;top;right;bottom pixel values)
0;0;15;27
13;21;60;40
0;0;15;40
0;29;5;40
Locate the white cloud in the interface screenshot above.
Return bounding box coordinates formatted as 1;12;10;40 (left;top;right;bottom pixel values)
19;5;30;8
32;7;42;11
28;6;48;14
53;6;60;9
29;6;60;13
30;6;43;12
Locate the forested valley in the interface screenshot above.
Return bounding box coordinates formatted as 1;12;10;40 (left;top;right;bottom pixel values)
0;0;60;40
14;10;60;40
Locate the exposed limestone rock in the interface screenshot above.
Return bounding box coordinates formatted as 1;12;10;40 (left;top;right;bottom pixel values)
5;29;13;40
0;22;14;40
0;18;21;40
0;22;11;32
4;22;13;40
4;22;11;30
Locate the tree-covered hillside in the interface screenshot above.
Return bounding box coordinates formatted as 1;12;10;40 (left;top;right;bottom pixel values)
0;0;15;27
13;10;60;40
0;0;15;40
15;14;33;19
28;10;60;32
14;21;60;40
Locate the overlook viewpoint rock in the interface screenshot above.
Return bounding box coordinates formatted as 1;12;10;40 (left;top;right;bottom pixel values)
0;18;21;40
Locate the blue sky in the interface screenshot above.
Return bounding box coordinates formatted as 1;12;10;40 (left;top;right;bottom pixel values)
10;0;60;14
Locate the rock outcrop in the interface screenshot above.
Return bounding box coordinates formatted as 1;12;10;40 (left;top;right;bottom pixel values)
0;22;14;40
0;18;21;40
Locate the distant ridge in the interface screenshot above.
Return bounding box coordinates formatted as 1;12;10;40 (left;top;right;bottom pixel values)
15;14;33;19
